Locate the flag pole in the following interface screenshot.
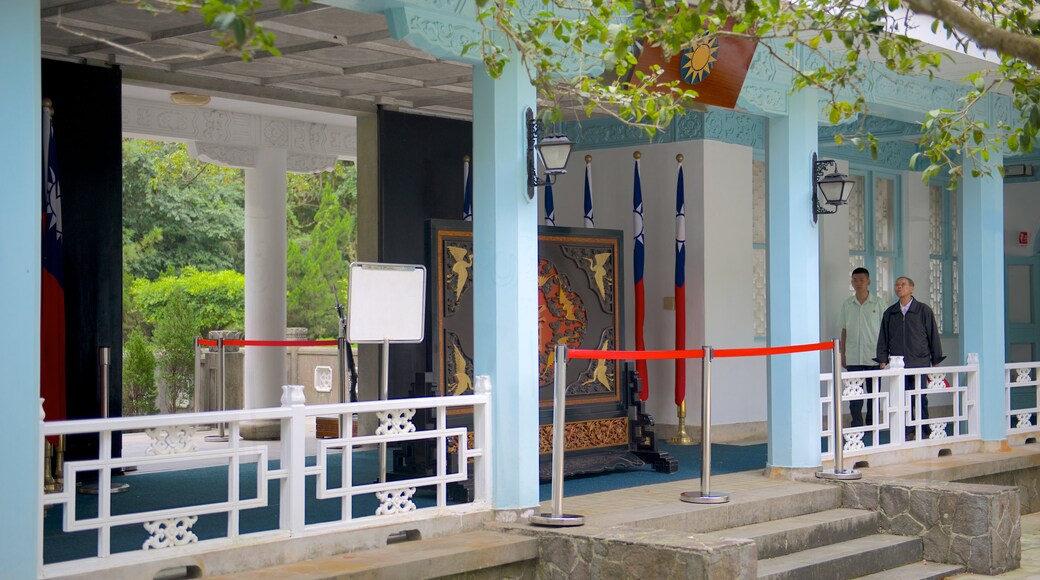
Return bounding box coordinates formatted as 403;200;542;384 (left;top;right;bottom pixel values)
670;154;693;445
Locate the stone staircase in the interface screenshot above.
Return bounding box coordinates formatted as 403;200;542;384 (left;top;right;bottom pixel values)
686;486;964;579
197;477;1009;579
695;503;966;579
529;481;969;579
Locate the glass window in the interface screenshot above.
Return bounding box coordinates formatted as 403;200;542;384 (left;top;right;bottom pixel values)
849;169;901;306
928;182;959;335
752;159;767;339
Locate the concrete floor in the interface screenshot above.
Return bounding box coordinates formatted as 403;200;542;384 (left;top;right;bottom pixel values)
115;429;1040;578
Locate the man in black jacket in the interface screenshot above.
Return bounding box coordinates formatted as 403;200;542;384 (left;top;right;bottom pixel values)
876;277;945;441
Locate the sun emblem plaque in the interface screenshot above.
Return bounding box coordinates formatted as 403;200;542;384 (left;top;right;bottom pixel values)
680;37;719;85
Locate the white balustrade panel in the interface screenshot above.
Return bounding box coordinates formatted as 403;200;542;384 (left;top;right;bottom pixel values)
1007;363;1040;435
39;382;492;575
820;357;980;460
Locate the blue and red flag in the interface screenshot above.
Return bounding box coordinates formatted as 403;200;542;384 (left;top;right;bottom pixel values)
544;174;556;226
41;106;67;423
462;155;473;221
674;155;687;407
632;152;649;401
583;155;595;228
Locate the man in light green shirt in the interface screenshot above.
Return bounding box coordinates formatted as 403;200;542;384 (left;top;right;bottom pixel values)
838;267;884;426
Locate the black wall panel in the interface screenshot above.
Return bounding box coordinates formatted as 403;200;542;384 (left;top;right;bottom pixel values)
376;109;472;395
42;60;123;459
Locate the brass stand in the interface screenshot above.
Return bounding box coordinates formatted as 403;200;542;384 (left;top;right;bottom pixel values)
44;440;57;493
669;401;695;445
44;435;65;496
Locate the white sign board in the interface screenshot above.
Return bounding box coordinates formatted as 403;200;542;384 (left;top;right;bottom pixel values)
347;262;426;343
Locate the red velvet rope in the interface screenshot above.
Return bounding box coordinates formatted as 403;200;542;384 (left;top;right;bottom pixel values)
195;339;338;347
568;341;833;361
715;341;834;358
569;349;706;360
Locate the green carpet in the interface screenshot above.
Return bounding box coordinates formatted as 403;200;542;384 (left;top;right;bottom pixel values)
44;442;766;565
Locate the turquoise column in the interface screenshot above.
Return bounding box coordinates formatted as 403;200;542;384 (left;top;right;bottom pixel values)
961;150;1005;441
766;88;823;469
0;1;42;576
472;60;540;509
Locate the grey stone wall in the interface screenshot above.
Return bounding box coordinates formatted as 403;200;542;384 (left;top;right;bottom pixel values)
842;479;1021;574
531;526;755;580
959;467;1040;515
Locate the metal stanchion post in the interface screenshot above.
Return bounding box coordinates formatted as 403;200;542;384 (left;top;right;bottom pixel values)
194;337;202;413
205;338;229;442
817;337;861;480
681;346;729;504
80;347;130;495
531;344;584;527
338;330;349;436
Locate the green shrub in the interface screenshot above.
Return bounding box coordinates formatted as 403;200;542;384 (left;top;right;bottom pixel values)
123;330;157;416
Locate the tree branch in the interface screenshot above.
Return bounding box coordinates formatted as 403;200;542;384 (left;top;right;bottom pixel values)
906;0;1040;68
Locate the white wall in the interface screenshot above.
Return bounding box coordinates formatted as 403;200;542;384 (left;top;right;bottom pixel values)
547;140;765;429
819;161;852;373
1006;181;1040;258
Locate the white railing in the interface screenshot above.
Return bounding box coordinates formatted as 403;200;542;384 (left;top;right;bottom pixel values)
820;355;980;459
1007;362;1040;436
39;380;491;576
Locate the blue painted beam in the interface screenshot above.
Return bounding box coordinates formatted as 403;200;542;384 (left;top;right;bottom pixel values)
962;152;1007;440
472;59;540;509
0;1;42;576
766;88;823;469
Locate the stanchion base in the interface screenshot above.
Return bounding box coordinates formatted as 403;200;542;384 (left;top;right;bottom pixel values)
204;435;230;442
668;434;695;445
529;513;585;527
78;482;130;495
679;491;730;504
815;469;862;480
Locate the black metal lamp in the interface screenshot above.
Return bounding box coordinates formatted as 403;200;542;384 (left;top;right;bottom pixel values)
812;152;855;223
526;108;575;199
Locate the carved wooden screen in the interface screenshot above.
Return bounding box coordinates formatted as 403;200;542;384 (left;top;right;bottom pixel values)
428;220;631;460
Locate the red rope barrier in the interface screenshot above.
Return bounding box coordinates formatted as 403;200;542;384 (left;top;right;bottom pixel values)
714;341;833;358
567;341;833;361
195;338;338;347
568;349;706;360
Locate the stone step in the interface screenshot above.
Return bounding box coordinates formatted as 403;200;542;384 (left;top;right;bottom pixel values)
756;534;923;580
611;481;843;535
857;560;966;580
712;508;878;559
205;530;539;580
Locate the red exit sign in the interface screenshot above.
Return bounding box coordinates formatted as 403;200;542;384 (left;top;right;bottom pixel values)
1021;231;1030;247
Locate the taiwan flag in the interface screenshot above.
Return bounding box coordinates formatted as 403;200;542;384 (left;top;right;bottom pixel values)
674;156;687;407
41;106;67;423
462;155;473;221
632;153;649;401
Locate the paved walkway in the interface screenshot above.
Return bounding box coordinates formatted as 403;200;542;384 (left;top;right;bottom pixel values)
119;430;1040;577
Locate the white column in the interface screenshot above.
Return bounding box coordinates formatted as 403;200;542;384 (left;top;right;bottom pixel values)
244;147;288;412
0;1;41;576
767;88;823;471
